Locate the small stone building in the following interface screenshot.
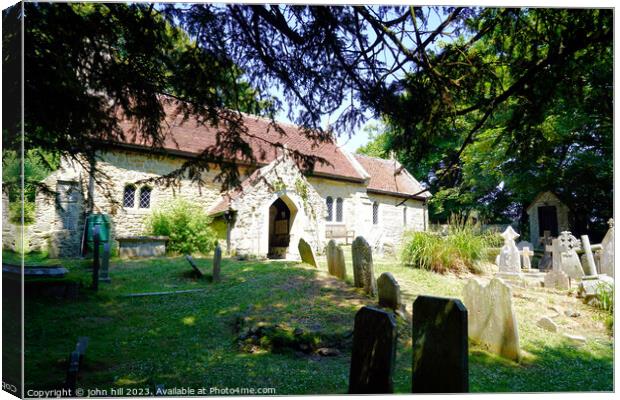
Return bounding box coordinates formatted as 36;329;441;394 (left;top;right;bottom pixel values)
526;191;570;249
7;100;431;259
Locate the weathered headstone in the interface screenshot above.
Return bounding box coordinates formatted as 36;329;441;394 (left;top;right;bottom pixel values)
213;243;222;282
462;278;520;362
544;269;570;290
326;239;338;276
99;243;111;283
521;247;534;271
352;236;377;296
580;235;598;277
92;226;100;291
599;219;614;277
185;255;204;278
298;238;318;268
551;231;584;279
496;227;521;275
411;296;468;393
538;231;553;271
327;240;347;280
516;240;533;251
377;272;402;312
348;306;397;394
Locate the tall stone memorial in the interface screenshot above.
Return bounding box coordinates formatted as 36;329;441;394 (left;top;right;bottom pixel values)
599;219;614;277
411;296;468;393
463;278;520;361
352;236;377;296
213;242;222;282
348;306;397;394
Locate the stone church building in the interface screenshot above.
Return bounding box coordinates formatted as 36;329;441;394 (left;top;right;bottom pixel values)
16;102;431;259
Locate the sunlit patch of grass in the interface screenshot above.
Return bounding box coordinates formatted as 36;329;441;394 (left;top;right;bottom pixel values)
22;251;613;394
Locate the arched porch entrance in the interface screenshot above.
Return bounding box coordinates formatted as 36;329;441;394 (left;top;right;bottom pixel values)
268;197;298;259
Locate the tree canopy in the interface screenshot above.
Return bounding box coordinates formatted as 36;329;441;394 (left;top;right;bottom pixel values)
3;4;612;236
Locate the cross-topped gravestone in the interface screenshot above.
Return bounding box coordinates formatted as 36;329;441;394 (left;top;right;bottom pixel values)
99;242;111;283
348;306;397;394
213;243;222;282
538;231;553;271
521;247;534;271
411;296;469;393
352;236;377;296
497;226;521;274
552;231;584;279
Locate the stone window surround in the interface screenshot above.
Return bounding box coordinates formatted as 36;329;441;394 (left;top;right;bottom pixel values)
123;183;153;210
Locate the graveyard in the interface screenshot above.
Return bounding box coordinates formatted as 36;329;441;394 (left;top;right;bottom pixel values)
17;231;613;394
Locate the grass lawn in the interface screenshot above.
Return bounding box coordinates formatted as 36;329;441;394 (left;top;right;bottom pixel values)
20;249;613;394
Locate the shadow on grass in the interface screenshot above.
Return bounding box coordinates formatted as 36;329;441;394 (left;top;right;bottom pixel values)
469;341;613;392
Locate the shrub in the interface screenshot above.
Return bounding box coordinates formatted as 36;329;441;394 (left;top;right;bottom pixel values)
9;201;36;225
401;219;487;274
146;198;217;255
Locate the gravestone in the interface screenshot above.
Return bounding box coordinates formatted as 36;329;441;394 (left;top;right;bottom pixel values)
326;240;338;276
516;240;533;251
538;231;553;271
411;296;468;393
327;240;347;280
348;306;397;394
92;226;100;291
99;243;111;283
496;227;521;275
213;243;222;282
552;232;584;279
599;219;614;277
521;247;534;271
544;269;570;290
377;272;402;312
352;236;377;296
185;255;204;278
463;278;520;361
298;238;318;268
580;235;598;277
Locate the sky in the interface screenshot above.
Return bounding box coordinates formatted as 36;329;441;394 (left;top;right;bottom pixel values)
267;6;446;154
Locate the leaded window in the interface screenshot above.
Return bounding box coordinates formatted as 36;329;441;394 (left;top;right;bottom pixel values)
403;207;407;226
372;201;379;225
123;185;136;208
336;198;343;222
139;187;152;208
326;196;333;221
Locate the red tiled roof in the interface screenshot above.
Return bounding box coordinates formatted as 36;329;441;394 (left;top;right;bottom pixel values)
353;154;430;199
115;100;365;182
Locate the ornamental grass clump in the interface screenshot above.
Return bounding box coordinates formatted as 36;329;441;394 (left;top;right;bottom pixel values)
401;216;487;274
146;198;217;255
